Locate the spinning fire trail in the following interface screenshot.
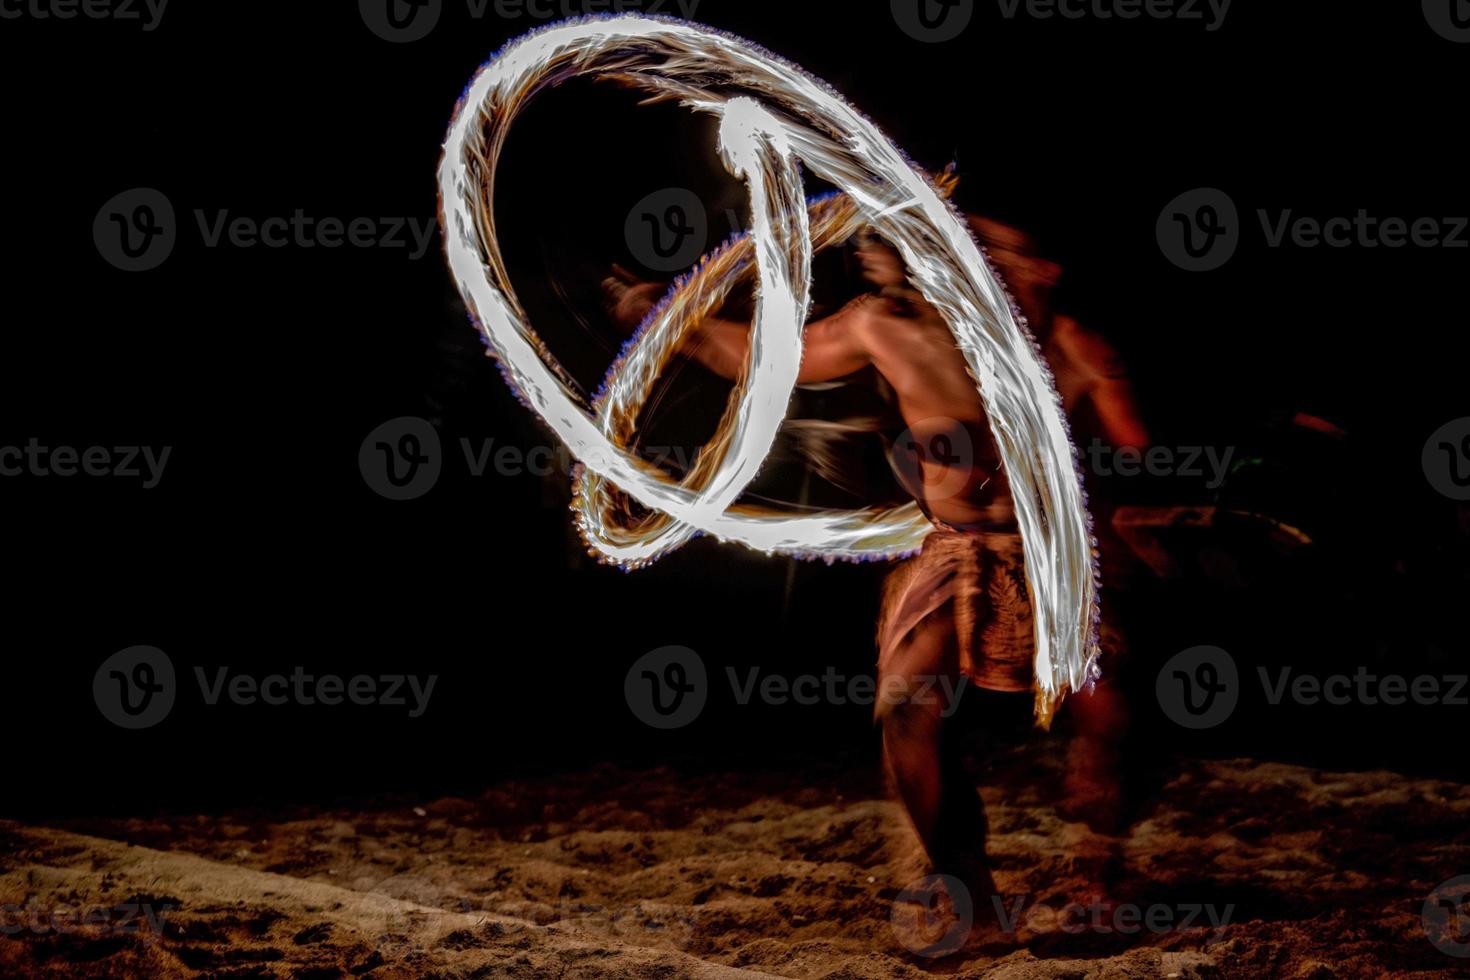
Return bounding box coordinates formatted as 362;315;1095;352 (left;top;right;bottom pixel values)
437;15;1100;719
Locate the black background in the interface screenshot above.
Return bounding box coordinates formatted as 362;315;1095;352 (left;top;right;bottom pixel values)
2;0;1466;816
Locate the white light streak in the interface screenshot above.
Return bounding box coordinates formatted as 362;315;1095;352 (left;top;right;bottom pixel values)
437;15;1100;719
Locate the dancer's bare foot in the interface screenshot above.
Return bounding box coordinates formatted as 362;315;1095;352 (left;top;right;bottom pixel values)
890;869;1012;959
1061;678;1130;835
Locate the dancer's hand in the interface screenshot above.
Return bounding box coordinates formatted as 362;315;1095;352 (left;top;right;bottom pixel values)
856;239;907;290
601;264;667;333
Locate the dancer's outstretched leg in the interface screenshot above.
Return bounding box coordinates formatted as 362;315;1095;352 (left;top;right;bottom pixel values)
876;610;996;904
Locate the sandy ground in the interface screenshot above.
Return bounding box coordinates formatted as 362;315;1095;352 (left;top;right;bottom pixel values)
2;741;1468;979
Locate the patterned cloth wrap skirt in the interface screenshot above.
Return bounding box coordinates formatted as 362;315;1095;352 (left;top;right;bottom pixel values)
876;511;1036;701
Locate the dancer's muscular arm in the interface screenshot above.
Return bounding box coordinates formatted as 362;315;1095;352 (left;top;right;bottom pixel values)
603;268;874;384
681;296;874;383
1051;315;1150;450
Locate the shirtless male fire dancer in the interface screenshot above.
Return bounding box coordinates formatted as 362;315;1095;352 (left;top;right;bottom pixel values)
606;215;1148;902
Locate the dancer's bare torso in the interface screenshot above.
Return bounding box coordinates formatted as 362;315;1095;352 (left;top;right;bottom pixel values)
607;239;1147;528
687;288;1143;529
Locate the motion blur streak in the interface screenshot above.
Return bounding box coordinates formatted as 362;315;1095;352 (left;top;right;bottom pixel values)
437;16;1099;719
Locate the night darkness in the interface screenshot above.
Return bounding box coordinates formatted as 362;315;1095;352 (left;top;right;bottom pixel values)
2;2;1469;976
